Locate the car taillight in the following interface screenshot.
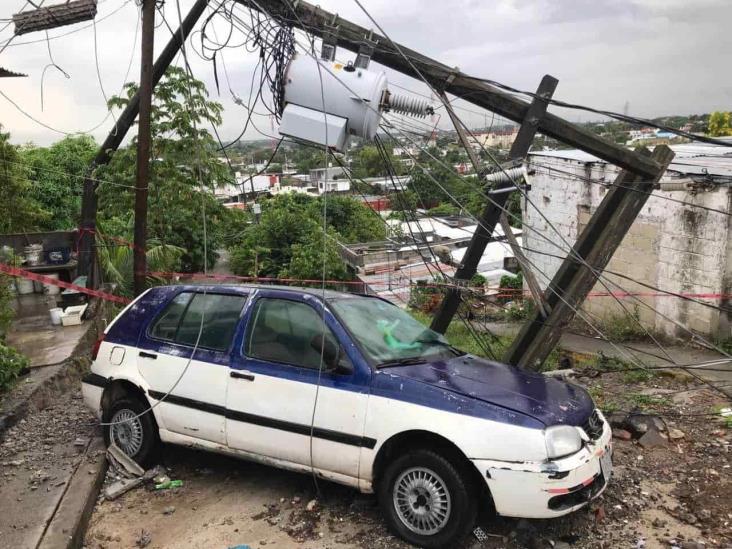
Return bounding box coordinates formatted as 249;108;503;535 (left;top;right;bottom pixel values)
91;335;105;361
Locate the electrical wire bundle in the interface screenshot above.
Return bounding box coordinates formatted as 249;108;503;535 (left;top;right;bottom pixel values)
196;1;294;121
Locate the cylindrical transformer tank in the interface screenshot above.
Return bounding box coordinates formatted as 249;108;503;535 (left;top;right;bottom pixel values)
283;52;388;140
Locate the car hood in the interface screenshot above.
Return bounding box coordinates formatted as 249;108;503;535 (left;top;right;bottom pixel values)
381;355;594;426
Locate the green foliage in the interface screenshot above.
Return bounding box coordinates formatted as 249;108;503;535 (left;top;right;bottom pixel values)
601;305;647;341
708;111;732;137
19;135;97;230
95;219;185;298
0;343;28;393
97;67;229;272
352;144;401;179
0;126;48;232
626;393;671;410
228;193;379;282
427;203;459;216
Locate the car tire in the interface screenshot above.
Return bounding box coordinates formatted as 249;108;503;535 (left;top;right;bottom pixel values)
103;396;160;468
378;449;476;548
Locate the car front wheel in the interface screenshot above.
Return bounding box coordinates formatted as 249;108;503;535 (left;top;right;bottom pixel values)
103;397;159;467
378;449;476;548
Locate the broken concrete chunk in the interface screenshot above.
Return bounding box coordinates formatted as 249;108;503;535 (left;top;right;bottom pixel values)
163;506;176;515
668;428;685;440
638;429;668;449
104;477;145;500
306;499;318;512
107;443;145;478
612;428;632;441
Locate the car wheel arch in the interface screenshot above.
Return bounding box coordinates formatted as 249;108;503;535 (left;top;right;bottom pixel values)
101;379;150;419
371;429;494;513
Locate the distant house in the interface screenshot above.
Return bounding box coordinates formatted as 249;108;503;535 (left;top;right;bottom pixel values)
472;128;519;150
309;166;350;194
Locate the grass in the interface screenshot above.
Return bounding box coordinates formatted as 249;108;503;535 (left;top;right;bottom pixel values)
626;392;671;409
408;308;561;370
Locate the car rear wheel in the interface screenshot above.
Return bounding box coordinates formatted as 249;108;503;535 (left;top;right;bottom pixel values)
378;449;476;548
103;397;159;467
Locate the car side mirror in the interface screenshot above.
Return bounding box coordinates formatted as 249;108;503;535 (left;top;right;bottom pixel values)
310;334;352;375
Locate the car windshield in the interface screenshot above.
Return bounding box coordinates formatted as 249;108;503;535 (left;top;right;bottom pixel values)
329;296;462;367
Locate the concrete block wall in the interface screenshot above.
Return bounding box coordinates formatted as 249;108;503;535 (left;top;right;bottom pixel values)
524;156;731;340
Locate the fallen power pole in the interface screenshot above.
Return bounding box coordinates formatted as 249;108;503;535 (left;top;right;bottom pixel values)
436;88;548;318
132;0;156;297
243;0;676;370
431;76;556;333
503;145;675;368
77;0;209;287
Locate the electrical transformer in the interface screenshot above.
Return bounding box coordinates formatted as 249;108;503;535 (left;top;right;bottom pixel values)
278;52;431;152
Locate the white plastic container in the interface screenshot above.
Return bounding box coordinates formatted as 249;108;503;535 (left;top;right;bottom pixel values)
43;273;60;295
49;307;63;326
16;277;34;294
24;244;43;266
60;304;87;326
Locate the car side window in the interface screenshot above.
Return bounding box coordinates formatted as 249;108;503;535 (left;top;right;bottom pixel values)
150;292;192;341
246;298;345;370
150;292;247;352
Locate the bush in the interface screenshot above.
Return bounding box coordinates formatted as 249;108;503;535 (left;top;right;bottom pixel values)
0;343;28;392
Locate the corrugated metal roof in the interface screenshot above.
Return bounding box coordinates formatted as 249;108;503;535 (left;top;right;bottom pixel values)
529;138;732;178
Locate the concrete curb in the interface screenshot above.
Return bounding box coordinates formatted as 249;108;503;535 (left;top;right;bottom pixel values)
38;436;108;549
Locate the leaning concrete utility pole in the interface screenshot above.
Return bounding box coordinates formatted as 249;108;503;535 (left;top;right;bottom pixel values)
241;0;675;370
431;76;556;333
77;0;209;288
132;0;156;296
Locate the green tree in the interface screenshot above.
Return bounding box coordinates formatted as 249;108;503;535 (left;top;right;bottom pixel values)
708;111;732;137
97;67;229;272
19;135;97;230
228;194;349;281
0;126;48;233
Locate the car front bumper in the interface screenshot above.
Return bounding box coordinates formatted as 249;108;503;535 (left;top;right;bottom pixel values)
473;422;612;519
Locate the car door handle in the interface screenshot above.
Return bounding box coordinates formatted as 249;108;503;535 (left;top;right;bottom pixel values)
230;370;255;381
139;351;157;360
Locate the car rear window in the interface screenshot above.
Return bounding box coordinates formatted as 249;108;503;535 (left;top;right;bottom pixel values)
150;292;247;351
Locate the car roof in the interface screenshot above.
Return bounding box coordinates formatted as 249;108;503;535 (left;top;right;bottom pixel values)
153;283;373;302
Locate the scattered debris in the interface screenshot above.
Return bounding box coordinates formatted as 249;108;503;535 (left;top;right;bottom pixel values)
107;443;145;478
613;428;632;441
135;529;151;548
305;499;318;512
638;429;669;449
103;477;145;500
155;479;183;490
668;428;685;441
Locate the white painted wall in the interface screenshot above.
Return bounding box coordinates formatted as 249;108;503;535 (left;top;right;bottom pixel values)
523;154;732;340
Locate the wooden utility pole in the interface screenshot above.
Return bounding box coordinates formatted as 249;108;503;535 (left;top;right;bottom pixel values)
502;145;675;369
132;0;156;296
77;0;208;288
436;90;548;318
431;75;557;333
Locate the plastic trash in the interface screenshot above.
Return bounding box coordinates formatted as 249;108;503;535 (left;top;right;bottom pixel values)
154;479;183;490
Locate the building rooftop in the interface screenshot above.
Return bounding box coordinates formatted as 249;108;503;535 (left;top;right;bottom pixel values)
529;138;732;178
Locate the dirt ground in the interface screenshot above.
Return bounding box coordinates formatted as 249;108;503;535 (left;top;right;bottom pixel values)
79;367;732;549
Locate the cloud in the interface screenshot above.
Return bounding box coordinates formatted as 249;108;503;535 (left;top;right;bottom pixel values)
0;0;730;145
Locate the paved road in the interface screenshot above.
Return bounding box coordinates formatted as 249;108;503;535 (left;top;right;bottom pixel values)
477;321;732;398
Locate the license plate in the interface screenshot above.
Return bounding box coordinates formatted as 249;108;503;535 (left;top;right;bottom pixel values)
600;445;613;480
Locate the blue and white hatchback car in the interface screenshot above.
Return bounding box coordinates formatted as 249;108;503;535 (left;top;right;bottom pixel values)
82;285;611;547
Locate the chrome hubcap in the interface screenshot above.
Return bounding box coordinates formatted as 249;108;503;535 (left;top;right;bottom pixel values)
393;467;451;535
110;409;143;457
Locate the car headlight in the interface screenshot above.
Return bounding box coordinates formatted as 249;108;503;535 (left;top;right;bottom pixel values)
545;425;582;459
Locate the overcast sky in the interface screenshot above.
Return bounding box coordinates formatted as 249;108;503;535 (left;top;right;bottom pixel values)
1;0;730;146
